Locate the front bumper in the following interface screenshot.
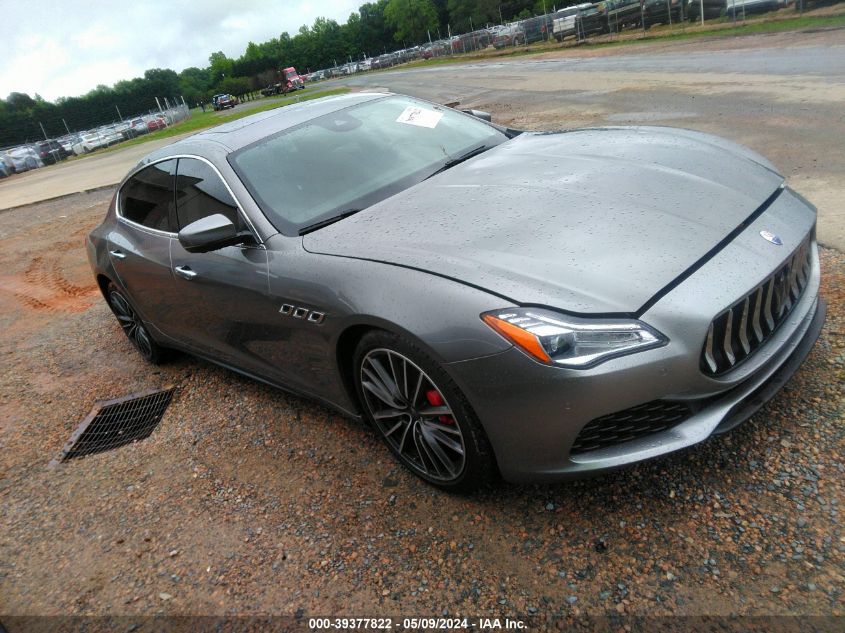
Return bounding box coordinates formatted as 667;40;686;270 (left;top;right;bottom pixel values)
447;189;824;482
450;295;824;483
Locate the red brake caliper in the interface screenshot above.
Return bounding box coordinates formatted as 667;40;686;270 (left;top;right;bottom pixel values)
425;389;454;425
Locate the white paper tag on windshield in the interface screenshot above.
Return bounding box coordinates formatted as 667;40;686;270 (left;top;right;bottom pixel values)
396;106;443;129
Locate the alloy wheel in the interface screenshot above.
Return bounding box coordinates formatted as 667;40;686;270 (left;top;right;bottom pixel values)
360;348;466;482
108;290;154;360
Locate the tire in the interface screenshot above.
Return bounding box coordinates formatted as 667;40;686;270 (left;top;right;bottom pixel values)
353;330;497;492
106;282;167;364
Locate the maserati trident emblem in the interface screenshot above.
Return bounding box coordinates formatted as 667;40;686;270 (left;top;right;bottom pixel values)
760;230;783;246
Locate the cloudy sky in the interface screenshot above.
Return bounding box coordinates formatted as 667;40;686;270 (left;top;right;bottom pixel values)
0;0;361;102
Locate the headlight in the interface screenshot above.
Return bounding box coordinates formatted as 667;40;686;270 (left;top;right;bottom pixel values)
481;308;667;368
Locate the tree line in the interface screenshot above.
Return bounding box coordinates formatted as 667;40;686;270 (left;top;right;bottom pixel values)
1;0;550;147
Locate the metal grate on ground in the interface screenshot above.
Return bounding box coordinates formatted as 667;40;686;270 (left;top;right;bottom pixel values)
53;387;175;463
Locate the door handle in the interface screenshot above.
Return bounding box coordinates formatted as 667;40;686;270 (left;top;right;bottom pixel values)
109;249;126;260
174;265;198;280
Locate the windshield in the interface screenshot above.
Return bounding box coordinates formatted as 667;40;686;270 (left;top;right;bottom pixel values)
230;95;508;235
285;69;297;79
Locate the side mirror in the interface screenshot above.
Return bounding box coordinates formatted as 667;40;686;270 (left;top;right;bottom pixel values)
178;214;250;253
463;109;492;122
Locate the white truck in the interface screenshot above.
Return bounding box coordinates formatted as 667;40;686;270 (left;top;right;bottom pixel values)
552;3;595;41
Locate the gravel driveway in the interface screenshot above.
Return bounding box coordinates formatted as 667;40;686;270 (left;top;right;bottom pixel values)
1;28;844;626
0;182;842;627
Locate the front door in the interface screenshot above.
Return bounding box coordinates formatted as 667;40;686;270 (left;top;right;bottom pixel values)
163;157;276;374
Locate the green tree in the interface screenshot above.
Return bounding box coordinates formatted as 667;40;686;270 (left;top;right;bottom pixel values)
6;92;37;112
178;67;211;106
142;69;180;100
218;76;251;97
359;0;393;55
208;51;234;86
384;0;438;44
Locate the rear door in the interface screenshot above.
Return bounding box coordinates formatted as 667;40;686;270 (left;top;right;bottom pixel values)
108;160;177;336
165;157;276;373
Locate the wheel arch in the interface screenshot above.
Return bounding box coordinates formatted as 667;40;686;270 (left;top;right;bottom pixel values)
333;316;455;417
96;273;112;300
335;318;502;487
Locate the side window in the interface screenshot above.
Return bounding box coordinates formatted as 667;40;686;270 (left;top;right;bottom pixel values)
120;160;176;232
175;158;245;231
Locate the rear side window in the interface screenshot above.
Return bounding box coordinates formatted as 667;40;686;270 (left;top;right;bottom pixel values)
175;158;245;231
120;160;176;232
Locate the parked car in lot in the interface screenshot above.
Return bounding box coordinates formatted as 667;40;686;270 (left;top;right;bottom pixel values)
451;29;493;52
371;55;394;70
599;0;645;31
576;4;611;35
98;126;124;146
520;15;554;43
6;145;45;171
553;3;597;40
493;24;526;47
72;132;108;154
129;118;149;136
34;139;70;164
685;0;726;20
726;0;780;14
88;92;824;491
642;0;684;27
146;116;167;131
58;135;82;154
212;94;238;111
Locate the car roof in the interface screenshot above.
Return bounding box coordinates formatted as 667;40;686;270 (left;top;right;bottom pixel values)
146;92;388;160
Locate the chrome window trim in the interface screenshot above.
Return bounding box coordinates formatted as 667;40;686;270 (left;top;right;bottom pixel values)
116;154;264;248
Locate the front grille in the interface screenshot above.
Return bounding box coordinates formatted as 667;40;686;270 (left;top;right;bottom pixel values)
701;237;812;376
570;400;692;455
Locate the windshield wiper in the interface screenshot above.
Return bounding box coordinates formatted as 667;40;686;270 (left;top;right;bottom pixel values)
298;208;362;235
425;145;491;180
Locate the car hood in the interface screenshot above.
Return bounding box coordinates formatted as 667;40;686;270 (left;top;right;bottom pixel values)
303;127;784;313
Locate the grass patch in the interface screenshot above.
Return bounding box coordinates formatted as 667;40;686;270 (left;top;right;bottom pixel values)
401;11;845;68
74;87;350;158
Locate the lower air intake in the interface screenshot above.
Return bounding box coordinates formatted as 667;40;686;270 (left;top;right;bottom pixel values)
571;400;692;455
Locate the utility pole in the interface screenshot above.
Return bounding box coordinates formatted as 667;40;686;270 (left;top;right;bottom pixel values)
155;97;163;113
641;0;646;34
62;118;70;135
699;0;704;25
39;122;48;140
115;105;123;121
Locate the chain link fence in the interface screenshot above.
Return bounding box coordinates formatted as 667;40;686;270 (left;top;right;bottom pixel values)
356;0;815;66
1;100;190;177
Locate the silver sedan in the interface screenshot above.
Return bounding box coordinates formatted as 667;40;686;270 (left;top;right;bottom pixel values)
87;92;824;491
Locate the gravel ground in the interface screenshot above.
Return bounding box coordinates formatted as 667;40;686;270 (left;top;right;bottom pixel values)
0;187;843;627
